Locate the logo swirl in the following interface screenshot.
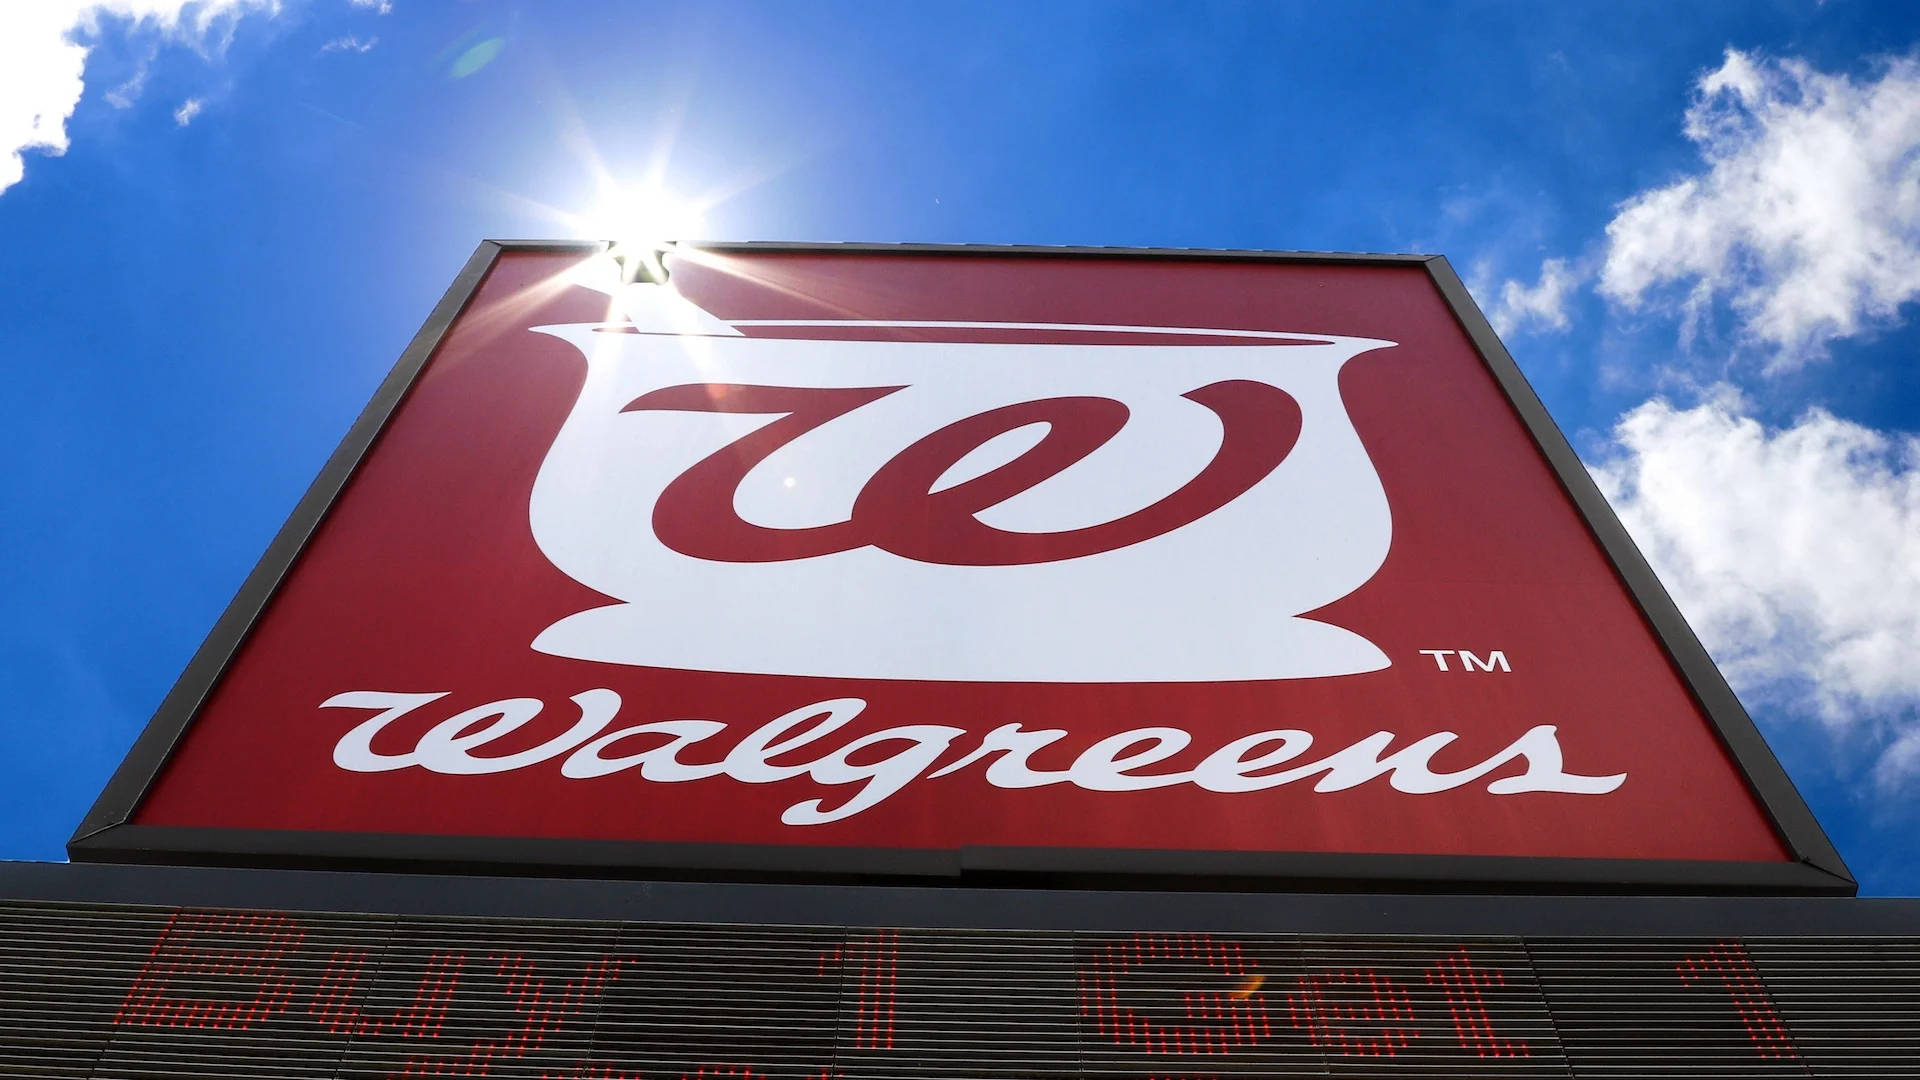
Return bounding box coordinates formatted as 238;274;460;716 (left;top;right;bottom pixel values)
624;380;1303;566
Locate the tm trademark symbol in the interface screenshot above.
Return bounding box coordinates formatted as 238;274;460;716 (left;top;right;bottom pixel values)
1418;649;1510;673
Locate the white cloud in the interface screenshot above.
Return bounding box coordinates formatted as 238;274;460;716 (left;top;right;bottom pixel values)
1472;48;1920;798
321;34;377;54
172;97;201;126
104;61;150;109
1875;729;1920;792
1599;49;1920;367
0;6;89;192
349;0;392;12
1480;257;1582;338
0;1;276;195
1591;396;1920;787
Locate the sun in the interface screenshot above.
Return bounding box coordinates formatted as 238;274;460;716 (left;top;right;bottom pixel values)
563;183;713;284
579;184;710;248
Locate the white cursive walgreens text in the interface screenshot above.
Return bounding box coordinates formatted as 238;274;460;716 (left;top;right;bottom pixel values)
320;690;1627;825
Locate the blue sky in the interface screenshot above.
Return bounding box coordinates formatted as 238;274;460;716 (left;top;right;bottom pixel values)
4;0;1918;892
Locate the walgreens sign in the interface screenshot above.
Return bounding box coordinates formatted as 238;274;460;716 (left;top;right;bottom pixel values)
74;244;1848;891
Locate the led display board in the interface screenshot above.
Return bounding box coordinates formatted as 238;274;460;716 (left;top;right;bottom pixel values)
70;243;1850;892
6;899;1917;1077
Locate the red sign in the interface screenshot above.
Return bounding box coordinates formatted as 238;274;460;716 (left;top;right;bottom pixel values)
76;244;1849;891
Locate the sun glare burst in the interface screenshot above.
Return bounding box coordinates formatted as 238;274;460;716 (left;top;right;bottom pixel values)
578;185;710;248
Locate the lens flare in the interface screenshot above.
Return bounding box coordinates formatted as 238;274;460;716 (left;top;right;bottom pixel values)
449;37;505;79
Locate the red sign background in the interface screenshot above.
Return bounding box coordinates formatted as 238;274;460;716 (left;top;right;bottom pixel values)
131;250;1791;865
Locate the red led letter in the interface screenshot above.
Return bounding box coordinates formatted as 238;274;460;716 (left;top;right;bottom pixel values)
1286;969;1418;1057
1676;943;1798;1059
819;930;899;1050
1078;932;1272;1055
310;948;465;1036
1424;947;1529;1057
403;952;627;1076
115;911;305;1029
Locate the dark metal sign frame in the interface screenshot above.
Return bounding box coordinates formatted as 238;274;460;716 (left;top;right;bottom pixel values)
66;241;1855;896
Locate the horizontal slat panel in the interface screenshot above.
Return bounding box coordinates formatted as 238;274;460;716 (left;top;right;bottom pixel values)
1;901;1917;1077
